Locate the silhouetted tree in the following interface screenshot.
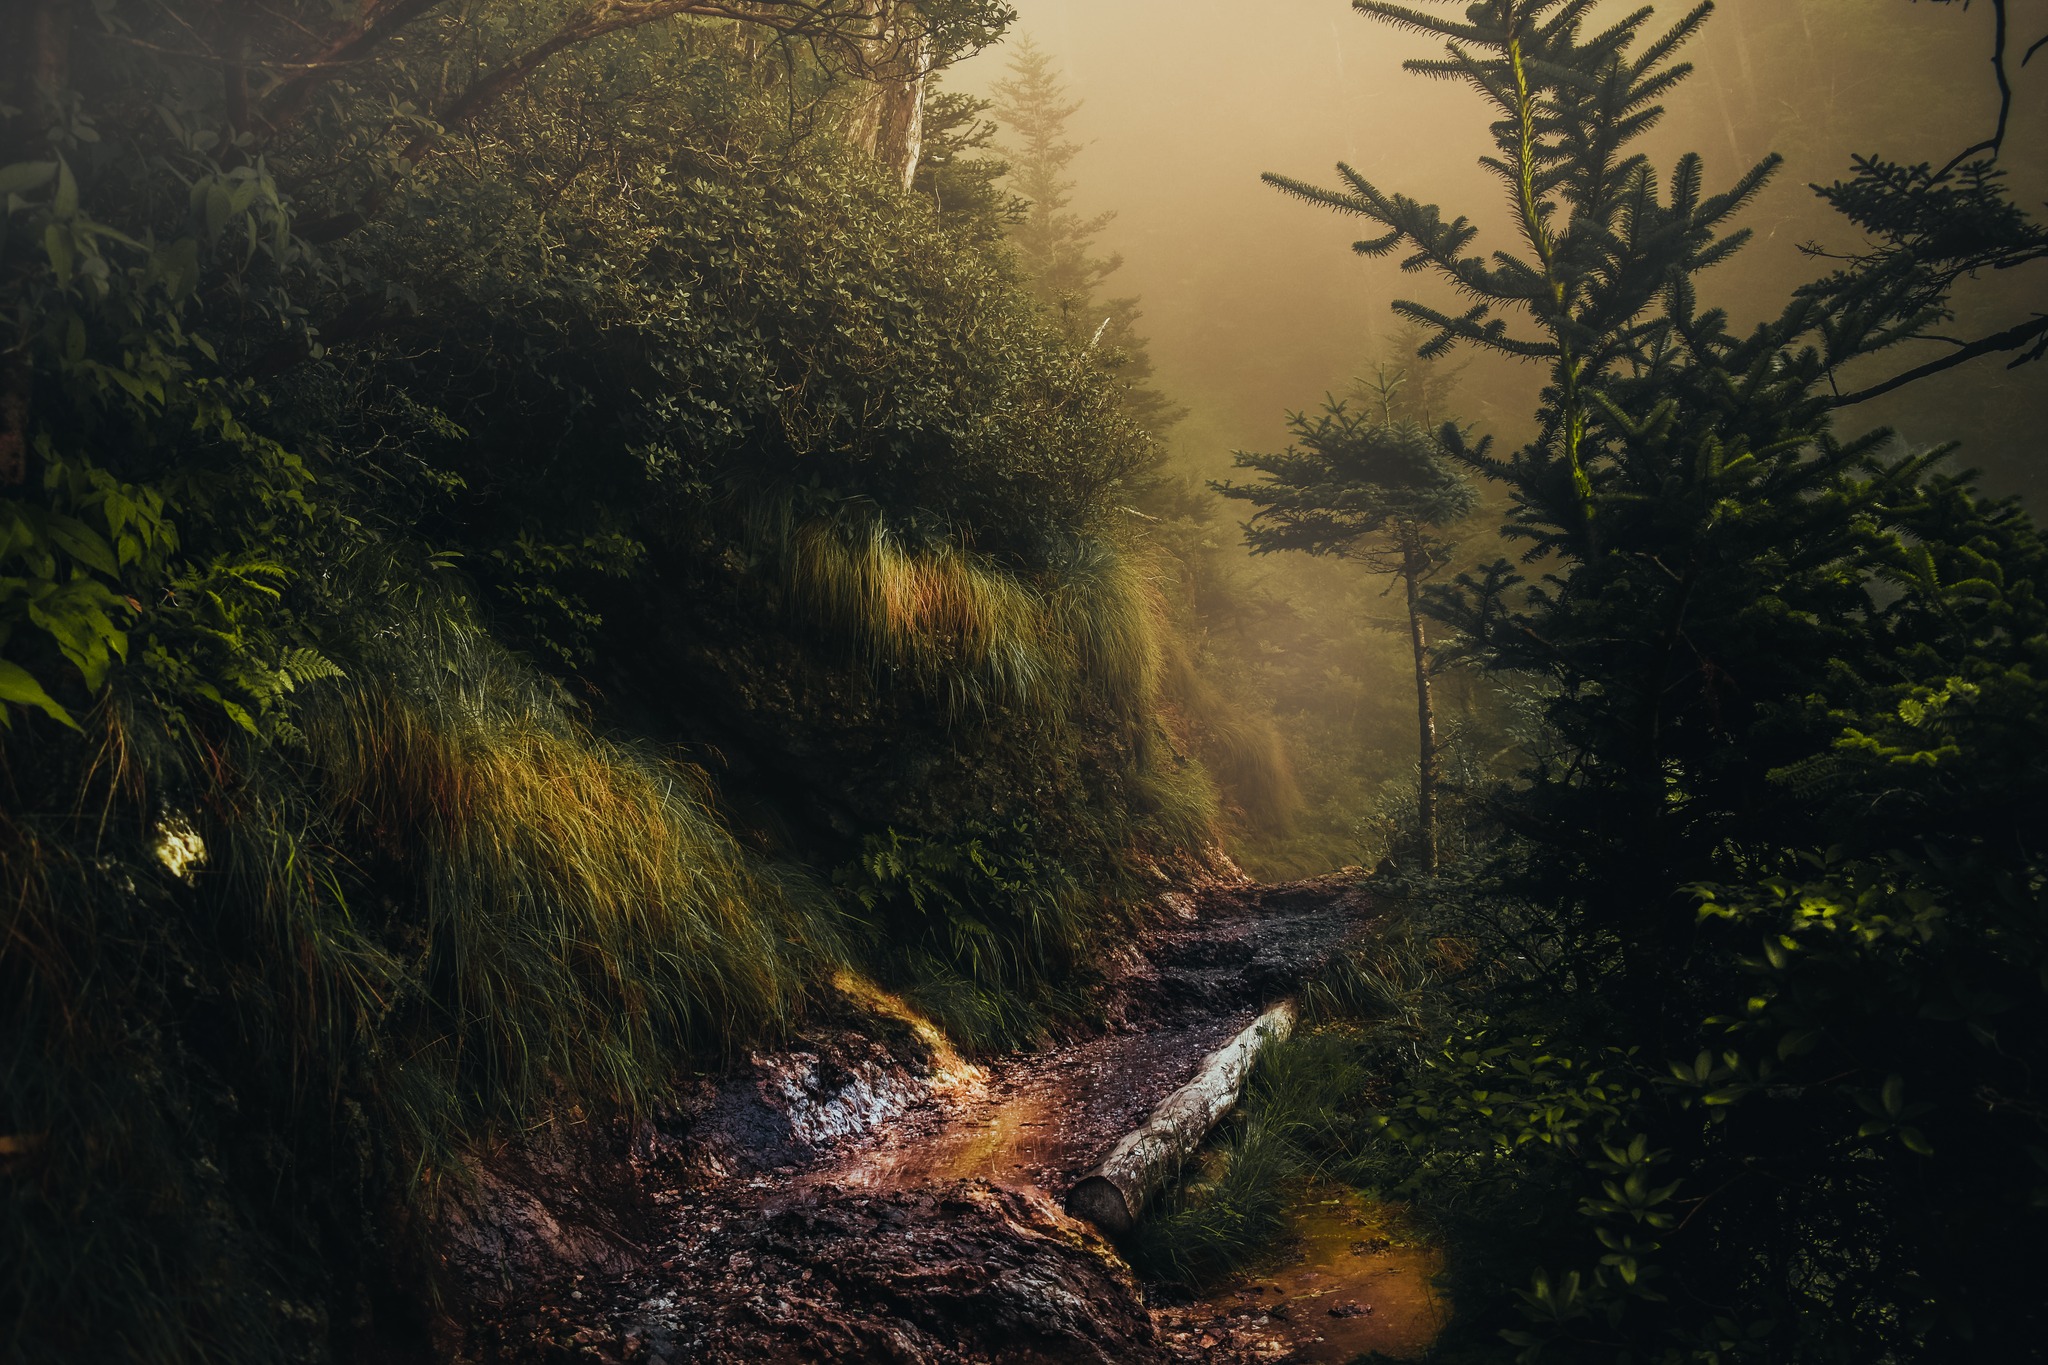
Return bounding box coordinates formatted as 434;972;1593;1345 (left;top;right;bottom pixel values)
992;37;1183;439
1215;407;1478;871
1269;1;2048;1357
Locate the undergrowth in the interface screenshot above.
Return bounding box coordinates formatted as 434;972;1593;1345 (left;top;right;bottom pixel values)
1129;909;1458;1288
0;11;1263;1355
1131;1028;1379;1286
2;562;845;1360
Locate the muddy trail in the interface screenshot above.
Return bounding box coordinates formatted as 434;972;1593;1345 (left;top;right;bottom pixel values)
809;874;1374;1204
444;872;1435;1365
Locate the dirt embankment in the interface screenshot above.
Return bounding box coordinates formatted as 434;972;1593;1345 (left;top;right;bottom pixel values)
427;872;1377;1364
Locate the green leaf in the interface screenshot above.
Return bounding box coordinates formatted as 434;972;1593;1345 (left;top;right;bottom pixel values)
0;161;56;197
52;158;77;216
204;182;232;238
39;516;119;577
154;236;201;301
43;224;73;282
1776;1029;1820;1060
0;659;78;729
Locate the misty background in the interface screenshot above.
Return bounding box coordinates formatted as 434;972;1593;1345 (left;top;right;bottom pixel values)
953;0;2046;501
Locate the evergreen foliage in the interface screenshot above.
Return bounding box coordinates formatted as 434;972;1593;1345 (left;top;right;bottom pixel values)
1217;407;1479;870
989;39;1299;839
992;36;1186;441
1257;0;2048;1358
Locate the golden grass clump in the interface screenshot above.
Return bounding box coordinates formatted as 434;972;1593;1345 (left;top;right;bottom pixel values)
0;583;845;1364
753;501;1306;853
1046;536;1168;722
291;630;835;1123
758;505;1171;725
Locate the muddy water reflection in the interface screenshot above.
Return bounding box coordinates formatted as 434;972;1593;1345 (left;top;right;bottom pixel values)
807;1015;1255;1197
784;992;1443;1361
1166;1186;1444;1362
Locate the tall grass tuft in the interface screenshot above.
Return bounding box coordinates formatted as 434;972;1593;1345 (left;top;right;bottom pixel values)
1;566;840;1363
300;591;838;1114
1131;1032;1372;1285
749;500;1173;727
1044;535;1167;724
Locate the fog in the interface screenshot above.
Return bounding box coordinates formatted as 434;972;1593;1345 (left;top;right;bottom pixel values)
954;0;2047;497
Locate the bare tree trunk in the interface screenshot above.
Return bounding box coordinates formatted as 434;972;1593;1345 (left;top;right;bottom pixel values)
843;0;887;152
218;0;252;138
29;0;71;101
846;1;930;190
3;0;70;125
1402;530;1439;874
0;359;29;489
874;27;931;191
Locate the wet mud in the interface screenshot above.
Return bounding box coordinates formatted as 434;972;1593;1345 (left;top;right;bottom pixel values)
450;871;1405;1363
810;1015;1256;1197
1157;1188;1444;1362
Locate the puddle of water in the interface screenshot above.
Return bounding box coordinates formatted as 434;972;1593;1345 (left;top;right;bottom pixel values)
823;1082;1061;1191
812;1016;1252;1198
1171;1185;1444;1362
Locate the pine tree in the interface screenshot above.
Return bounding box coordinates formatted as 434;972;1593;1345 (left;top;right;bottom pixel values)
1266;0;1862;978
991;36;1116;306
1269;3;2048;1356
1214;407;1478;872
910;83;1022;243
1348;323;1467;430
991;37;1184;440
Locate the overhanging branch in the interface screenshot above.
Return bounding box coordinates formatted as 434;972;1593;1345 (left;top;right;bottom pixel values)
259;0;936;136
1829;313;2048;407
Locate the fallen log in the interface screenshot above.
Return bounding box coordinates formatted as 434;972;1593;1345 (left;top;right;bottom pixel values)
1064;1001;1297;1237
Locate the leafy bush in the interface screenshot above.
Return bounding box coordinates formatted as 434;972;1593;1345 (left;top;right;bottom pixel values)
0;2;1240;1357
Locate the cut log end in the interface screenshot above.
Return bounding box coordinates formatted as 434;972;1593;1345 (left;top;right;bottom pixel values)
1064;1175;1136;1238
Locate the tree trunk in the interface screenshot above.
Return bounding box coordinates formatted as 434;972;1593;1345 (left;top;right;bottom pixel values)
848;2;931;190
0;362;29;489
1403;532;1439;874
3;0;70;134
874;29;932;191
1064;1002;1296;1237
28;0;70;101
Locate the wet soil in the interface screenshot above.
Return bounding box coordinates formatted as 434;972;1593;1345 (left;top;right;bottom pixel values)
451;870;1441;1364
785;872;1377;1206
1156;1188;1445;1363
808;1015;1256;1197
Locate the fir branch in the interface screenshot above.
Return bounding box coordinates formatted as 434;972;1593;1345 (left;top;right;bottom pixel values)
1830;314;2048;407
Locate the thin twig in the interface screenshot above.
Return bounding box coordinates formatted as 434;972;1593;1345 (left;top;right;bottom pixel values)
1935;0;2015;178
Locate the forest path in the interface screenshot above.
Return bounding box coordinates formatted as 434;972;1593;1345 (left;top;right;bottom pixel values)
804;872;1378;1209
482;873;1396;1364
